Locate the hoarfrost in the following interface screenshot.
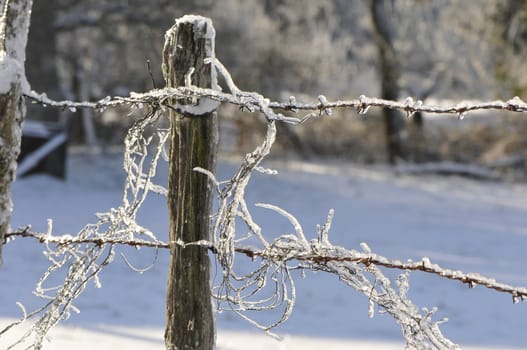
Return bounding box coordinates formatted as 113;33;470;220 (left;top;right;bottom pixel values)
3;12;508;349
0;54;23;93
367;299;375;318
0;0;32;94
3;107;170;348
397;272;410;298
205;118;457;346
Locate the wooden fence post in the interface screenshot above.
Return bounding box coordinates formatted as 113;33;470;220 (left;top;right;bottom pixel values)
0;0;33;266
162;16;217;350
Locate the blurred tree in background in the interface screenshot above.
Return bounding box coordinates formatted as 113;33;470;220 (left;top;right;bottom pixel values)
23;0;527;170
492;0;527;98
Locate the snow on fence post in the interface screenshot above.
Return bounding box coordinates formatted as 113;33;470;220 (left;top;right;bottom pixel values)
0;0;32;266
162;16;218;350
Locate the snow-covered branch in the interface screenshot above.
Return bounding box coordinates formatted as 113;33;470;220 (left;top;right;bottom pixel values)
0;0;32;267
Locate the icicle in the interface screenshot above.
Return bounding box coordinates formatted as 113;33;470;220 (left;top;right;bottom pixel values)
368;299;375;318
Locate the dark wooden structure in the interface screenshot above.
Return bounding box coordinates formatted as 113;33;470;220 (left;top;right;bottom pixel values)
18;120;67;179
163;16;218;350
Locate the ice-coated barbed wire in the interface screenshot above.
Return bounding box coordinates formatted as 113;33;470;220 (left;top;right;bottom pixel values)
24;87;527;125
1;113;523;350
6;226;527;302
5;53;527;349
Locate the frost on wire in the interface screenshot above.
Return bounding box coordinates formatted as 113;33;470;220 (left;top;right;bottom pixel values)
5;13;527;350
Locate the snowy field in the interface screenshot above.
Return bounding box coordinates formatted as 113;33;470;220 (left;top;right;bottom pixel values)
1;151;527;349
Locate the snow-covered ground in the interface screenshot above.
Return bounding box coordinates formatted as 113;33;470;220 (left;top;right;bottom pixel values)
1;151;527;349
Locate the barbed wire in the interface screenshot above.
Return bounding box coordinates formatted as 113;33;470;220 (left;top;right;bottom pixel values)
24;86;527;125
6;227;526;303
8;53;527;349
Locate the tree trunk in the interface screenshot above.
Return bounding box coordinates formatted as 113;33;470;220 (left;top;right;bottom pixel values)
369;0;407;164
0;0;33;266
163;16;217;350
